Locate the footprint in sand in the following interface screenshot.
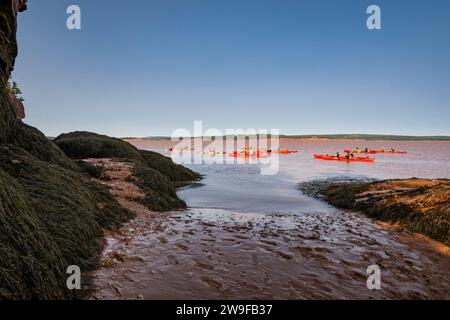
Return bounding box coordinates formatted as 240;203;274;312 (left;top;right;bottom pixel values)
200;276;222;289
277;251;293;260
157;236;168;244
174;243;189;251
167;255;180;265
196;261;215;271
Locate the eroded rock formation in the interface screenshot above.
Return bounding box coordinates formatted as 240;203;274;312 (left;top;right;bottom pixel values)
0;0;26;84
9;93;25;119
0;0;26;141
17;0;28;13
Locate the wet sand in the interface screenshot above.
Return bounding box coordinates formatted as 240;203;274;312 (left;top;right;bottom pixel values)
89;159;450;300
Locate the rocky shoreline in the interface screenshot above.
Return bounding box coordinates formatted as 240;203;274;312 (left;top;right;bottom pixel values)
0;1;199;297
0;128;199;299
300;178;450;246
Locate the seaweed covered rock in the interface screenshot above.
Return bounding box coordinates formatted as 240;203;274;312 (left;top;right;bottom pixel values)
0;145;134;299
54;131;200;181
132;164;187;211
0;169;66;299
13;123;80;171
54;131;200;211
303;178;450;245
0;1;137;299
54;131;142;161
139;149;200;184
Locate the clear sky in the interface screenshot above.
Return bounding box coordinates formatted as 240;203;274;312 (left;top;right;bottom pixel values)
14;0;450;137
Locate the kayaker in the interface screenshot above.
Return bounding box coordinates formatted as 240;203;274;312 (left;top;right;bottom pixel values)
391;148;395;152
335;152;340;158
364;147;368;152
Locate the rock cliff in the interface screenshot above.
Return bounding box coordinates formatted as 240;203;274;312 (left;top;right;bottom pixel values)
0;1;198;299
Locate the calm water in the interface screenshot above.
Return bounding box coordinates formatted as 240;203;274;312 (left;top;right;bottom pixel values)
130;139;450;215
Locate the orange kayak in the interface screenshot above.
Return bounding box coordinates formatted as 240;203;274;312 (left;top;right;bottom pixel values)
314;154;375;163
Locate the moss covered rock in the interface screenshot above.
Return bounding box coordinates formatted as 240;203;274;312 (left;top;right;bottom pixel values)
54;131;142;161
54;131;200;180
302;178;450;246
54;131;200;211
0;169;66;299
0;144;134;299
13;123;80;171
139;149;200;184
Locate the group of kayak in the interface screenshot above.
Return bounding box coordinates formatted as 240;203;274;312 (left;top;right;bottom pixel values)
166;145;407;163
166;146;298;157
229;147;298;158
343;147;407;154
314;147;407;163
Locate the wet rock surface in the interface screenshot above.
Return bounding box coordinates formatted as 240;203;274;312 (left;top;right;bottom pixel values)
301;178;450;245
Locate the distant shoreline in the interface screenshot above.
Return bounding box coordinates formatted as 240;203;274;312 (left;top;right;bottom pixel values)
122;134;450;142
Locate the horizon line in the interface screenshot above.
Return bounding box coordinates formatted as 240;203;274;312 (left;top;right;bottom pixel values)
119;133;450;141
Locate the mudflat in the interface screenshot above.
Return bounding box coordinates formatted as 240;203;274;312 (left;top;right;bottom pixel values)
90;161;450;300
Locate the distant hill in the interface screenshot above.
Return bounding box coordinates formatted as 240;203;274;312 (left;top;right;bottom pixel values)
124;134;450;141
278;134;450;141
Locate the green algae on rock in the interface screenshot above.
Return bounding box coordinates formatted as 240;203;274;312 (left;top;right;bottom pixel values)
0;144;134;299
54;131;201;211
301;178;450;246
54;131;200;181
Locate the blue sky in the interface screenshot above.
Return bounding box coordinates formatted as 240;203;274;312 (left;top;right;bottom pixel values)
14;0;450;137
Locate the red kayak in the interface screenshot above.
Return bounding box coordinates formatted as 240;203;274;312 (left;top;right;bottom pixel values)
314;154;375;163
344;149;407;154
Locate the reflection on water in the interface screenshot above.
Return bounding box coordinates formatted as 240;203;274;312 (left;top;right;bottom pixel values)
172;140;450;215
92;139;450;299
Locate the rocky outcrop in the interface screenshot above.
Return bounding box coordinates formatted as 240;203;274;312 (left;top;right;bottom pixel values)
0;0;25;142
0;1;21;84
16;0;28;12
53;131;201;183
9;93;24;118
301;178;450;245
0;1;200;299
54;131;201;211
